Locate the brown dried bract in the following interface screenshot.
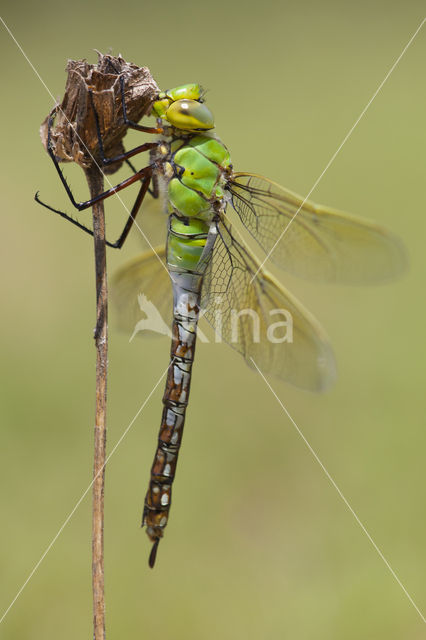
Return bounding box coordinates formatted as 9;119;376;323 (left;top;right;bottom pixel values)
40;52;159;174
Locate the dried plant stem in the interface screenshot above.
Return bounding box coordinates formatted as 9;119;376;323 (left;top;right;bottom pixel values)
86;165;108;640
38;54;160;639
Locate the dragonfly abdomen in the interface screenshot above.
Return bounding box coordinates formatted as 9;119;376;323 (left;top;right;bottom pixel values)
143;273;203;567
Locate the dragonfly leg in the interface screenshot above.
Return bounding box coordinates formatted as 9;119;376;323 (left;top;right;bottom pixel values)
88;89;160;167
109;168;152;249
41;110;158;215
41;110;158;213
150;171;160;198
35;166;152;249
119;76;164;135
91;56;162;135
124;158;159;199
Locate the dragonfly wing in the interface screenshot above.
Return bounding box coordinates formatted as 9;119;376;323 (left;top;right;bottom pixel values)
111;247;173;338
201;221;336;392
229;173;407;284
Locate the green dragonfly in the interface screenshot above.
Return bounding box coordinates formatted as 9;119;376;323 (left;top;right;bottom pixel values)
37;80;406;568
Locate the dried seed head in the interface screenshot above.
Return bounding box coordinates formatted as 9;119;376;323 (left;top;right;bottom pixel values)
40;52;159;174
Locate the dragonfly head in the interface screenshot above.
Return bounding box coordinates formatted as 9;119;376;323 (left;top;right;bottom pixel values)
152;84;214;131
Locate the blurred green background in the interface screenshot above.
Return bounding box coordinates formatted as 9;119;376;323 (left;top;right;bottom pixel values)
1;1;425;638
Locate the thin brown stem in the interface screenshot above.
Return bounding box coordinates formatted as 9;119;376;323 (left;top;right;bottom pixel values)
38;54;160;639
86;165;107;640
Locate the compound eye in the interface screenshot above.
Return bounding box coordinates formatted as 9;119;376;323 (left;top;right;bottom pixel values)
165;99;214;130
166;84;202;101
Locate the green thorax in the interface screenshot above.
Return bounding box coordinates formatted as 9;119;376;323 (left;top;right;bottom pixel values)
164;133;232;272
167;134;231;218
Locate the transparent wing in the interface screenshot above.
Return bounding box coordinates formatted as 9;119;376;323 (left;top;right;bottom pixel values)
229;173;407;284
201;221;336;392
111;227;336;390
111;247;173;338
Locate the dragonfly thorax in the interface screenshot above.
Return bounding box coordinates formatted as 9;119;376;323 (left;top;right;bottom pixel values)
153;131;232;273
154;133;232;220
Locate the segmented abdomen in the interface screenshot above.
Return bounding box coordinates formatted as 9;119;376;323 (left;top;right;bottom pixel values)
142;276;202;567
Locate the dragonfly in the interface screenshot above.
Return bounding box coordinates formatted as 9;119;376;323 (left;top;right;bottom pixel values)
37;78;406;568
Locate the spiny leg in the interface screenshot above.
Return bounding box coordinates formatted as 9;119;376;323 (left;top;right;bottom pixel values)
40;112;158;213
119;76;164;135
35;166;152;249
125;158;159;199
103;57;120;74
93;60;163;135
111;168;153;248
150;172;160;199
88;89;160;167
